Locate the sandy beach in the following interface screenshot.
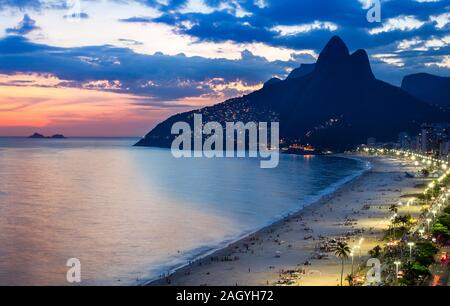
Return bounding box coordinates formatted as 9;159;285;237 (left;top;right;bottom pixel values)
149;154;425;286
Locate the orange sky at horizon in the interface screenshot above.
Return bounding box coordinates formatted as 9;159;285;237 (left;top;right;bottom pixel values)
0;74;215;137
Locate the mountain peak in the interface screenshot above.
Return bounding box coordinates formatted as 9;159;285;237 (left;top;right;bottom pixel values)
350;49;375;80
326;35;348;50
314;37;375;80
316;36;350;73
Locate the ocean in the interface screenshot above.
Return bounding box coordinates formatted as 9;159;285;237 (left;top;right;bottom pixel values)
0;137;368;285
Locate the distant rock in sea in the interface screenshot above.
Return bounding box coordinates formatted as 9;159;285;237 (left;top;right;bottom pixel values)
28;133;66;139
28;133;45;139
50;134;66;139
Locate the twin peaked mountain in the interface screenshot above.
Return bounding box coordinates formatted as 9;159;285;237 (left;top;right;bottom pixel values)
135;36;449;151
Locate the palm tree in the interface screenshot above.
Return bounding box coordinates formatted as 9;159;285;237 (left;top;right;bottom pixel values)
335;242;351;286
389;204;398;214
345;274;355;287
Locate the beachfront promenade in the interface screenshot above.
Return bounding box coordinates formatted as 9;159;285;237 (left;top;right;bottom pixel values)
361;148;450;286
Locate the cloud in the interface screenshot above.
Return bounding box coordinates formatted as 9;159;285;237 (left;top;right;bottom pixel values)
369;16;426;35
119;16;154;23
430;12;450;29
143;0;449;52
0;35;301;102
372;53;405;67
118;38;144;46
425;55;450;68
273;21;338;37
6;14;40;35
0;0;42;9
0;0;69;10
63;12;89;20
396;34;450;52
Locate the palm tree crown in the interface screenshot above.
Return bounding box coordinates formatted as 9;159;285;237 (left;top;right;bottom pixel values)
335;242;351;259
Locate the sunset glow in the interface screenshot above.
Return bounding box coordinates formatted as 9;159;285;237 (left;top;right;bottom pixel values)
0;74;212;136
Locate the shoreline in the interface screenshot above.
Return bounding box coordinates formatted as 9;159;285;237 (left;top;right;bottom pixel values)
146;154;412;286
143;154;370;286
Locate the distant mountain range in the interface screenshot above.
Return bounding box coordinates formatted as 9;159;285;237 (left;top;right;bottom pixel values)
135;36;450;152
401;73;450;110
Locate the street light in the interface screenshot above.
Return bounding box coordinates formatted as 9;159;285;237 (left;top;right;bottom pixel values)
354;245;361;261
427;218;432;232
419;228;425;237
394;261;401;282
350;252;354;275
407;242;415;260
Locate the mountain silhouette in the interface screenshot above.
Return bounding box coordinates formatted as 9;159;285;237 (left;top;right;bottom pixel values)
263;77;282;88
135;36;449;151
401;73;450;109
286;63;315;80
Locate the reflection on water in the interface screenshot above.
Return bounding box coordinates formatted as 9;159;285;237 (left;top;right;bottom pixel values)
0;138;365;285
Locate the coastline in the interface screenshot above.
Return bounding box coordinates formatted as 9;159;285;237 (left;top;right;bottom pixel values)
143;154;370;286
147;154;416;286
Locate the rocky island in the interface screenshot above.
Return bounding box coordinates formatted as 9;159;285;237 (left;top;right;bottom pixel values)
28;133;67;139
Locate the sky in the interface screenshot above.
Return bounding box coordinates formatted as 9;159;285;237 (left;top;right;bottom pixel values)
0;0;449;137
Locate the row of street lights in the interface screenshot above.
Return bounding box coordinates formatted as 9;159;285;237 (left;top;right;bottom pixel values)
393;150;449;283
361;148;450;284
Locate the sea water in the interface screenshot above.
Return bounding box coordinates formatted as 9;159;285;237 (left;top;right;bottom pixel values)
0;137;367;285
